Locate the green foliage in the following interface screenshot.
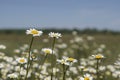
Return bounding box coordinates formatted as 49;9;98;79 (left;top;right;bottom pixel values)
0;28;120;35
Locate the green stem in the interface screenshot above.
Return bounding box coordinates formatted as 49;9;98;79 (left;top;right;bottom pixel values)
25;37;34;80
96;59;99;80
28;59;33;73
81;69;84;76
63;64;66;80
19;64;22;80
55;64;58;79
51;37;56;80
40;54;48;71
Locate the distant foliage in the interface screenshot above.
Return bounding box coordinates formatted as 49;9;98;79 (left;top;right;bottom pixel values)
0;28;120;35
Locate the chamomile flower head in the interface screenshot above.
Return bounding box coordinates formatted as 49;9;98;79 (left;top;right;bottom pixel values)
26;28;43;37
16;57;27;64
48;32;62;39
7;73;18;79
66;57;77;63
0;44;6;49
57;59;69;65
57;56;77;66
92;54;104;59
63;56;77;63
42;48;52;54
80;73;93;80
0;63;4;69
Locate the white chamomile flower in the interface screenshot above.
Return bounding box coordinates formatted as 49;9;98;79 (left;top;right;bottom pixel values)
41;48;52;54
57;56;77;66
64;57;77;63
7;73;18;78
26;28;43;36
0;44;6;49
80;73;93;80
57;59;69;65
48;32;62;39
16;57;27;64
0;63;4;69
92;54;104;59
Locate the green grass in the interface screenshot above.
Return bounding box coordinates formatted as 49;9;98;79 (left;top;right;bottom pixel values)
0;33;120;63
0;33;120;80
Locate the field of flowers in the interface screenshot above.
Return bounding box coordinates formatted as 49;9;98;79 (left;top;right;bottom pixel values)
0;28;120;80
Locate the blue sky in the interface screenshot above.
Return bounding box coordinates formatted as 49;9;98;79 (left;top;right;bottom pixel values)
0;0;120;30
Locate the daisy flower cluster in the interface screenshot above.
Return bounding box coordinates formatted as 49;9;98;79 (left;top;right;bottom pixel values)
0;29;119;80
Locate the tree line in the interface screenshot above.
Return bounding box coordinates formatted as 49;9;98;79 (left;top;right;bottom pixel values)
0;28;120;35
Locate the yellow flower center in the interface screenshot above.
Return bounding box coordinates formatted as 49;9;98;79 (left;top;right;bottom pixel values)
20;59;25;63
61;60;65;64
45;50;51;54
84;77;89;80
83;68;87;71
67;58;74;62
95;55;103;59
31;30;38;34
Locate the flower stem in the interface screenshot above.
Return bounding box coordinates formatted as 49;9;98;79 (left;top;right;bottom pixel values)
96;59;99;80
63;64;66;80
40;54;48;71
51;37;56;80
19;64;22;80
25;37;34;80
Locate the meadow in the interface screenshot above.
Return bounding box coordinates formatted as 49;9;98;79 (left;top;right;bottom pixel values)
0;29;120;80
